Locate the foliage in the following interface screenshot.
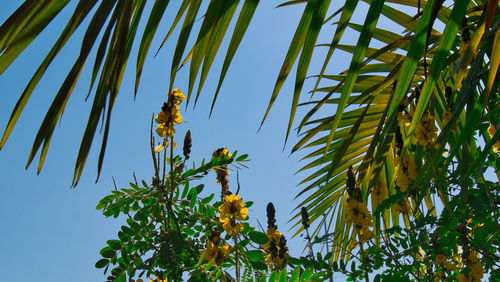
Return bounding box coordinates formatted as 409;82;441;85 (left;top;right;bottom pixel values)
95;90;333;281
1;1;500;280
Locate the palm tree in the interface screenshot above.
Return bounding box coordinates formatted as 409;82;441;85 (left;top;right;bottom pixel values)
0;0;498;262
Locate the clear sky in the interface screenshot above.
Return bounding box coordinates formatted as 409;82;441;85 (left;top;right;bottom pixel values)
0;1;376;281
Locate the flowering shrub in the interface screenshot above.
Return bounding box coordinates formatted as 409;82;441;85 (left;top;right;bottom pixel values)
95;89;330;281
95;89;499;281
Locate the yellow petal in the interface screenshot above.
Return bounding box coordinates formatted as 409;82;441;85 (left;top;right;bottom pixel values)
155;124;166;137
154;144;164;153
155;111;168;124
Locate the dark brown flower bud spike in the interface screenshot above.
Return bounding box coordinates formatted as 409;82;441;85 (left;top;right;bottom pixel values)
266;202;277;229
395;125;404;156
445;86;453;108
301;207;310;229
346;166;356;198
278;235;289;263
301;206;314;256
183;130;191;160
461;16;470;43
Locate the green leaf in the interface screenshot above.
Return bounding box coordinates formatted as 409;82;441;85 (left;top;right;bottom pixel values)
135;0;170;95
285;0;331;145
248;231;268;244
322;0;384;157
250;260;268;271
290;266;301;281
245;250;263;262
300;266;314;281
260;0;319;129
201;193;215;204
100;247;116;259
210;0;259;114
95;258;109;269
107;239;122;250
236;153;249;162
406;0;470;144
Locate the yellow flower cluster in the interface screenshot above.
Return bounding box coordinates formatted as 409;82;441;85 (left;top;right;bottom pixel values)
397;109;411;132
218;194;248;235
394;197;411;216
212;147;232;159
435;254;458;271
456;252;484;281
204;228;230;265
263;227;282;250
204;241;231;265
488;124;500;153
416;111;437;146
442;110;452;125
371;175;387;210
263;227;289;270
213;147;232;198
155;89;185;138
345;196;373;243
395;152;417;192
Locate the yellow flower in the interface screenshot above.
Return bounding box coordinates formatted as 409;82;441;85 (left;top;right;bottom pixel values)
457;274;469;282
165;126;175;138
394;197;411;215
155;124;166;137
416;112;437;146
171;88;185;105
155;111;168;124
345;196;373;242
221;218;244;235
262;226;289;270
155;124;175;138
218;194;248;221
358;227;374;243
488;124;500;153
213;147;232;159
174;111;182;124
371;175;387;210
470;261;484;280
154;144;164;153
442;110;452;125
435;254;447;264
204;241;231;265
395;152;417;192
263;227;282;250
204;241;218;262
444;261;457;271
219;244;231;259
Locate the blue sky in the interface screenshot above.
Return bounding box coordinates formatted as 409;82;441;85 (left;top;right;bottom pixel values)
0;1;377;281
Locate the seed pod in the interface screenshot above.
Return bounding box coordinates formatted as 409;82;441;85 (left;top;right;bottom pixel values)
183;130;192;159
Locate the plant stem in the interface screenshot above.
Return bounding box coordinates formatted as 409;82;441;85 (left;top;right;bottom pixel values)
305;227;314;257
169;136;174;200
234;231;240;282
150;115;160;180
359;240;369;282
